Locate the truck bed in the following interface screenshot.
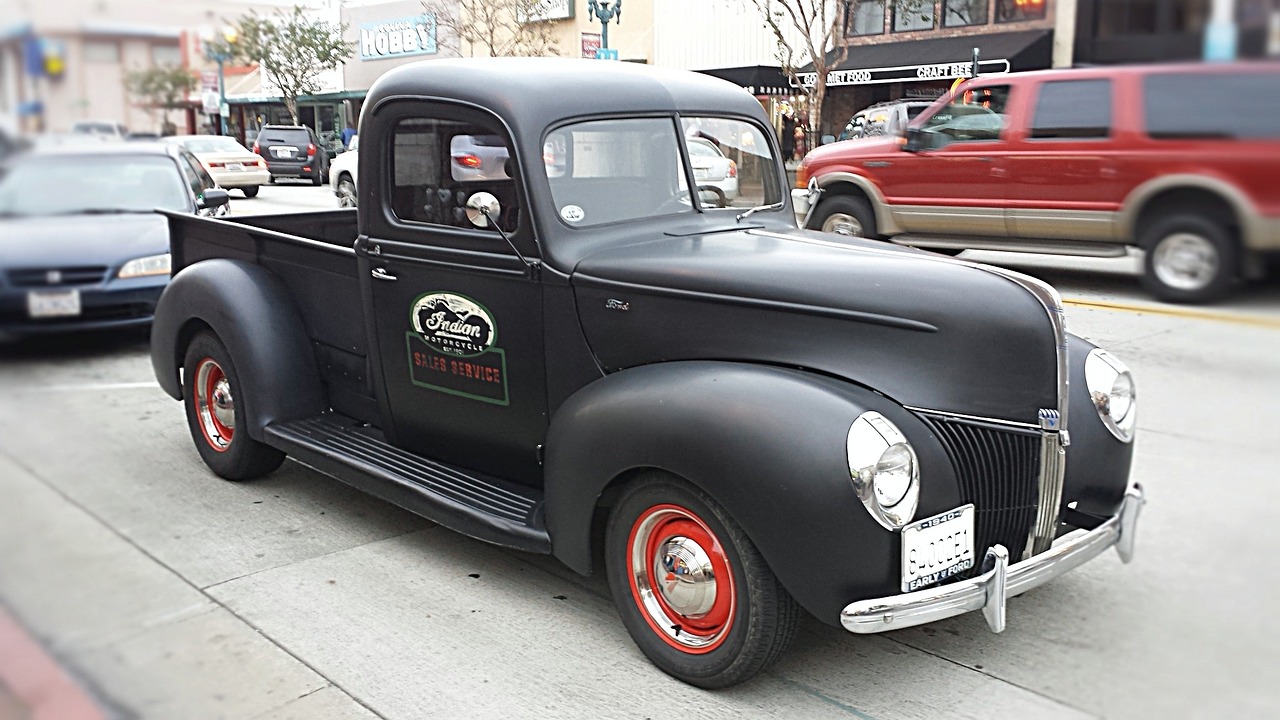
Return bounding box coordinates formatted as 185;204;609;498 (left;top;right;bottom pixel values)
165;209;377;423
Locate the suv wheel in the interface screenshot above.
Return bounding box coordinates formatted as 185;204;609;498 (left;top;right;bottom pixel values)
1140;214;1238;304
808;195;877;239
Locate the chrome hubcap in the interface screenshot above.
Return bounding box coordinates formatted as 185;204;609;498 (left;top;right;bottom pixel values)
195;358;234;452
337;181;356;208
822;212;863;237
1152;232;1218;291
628;505;735;651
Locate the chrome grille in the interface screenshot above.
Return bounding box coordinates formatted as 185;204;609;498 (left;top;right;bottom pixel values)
8;266;109;287
917;412;1041;575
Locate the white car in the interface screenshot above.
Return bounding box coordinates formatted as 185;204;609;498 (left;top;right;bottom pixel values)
687;137;738;206
330;134;359;208
165;135;269;198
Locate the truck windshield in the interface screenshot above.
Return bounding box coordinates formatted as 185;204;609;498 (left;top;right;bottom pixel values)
544;116;781;227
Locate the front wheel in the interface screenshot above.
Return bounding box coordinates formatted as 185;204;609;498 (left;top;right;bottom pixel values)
336;177;357;208
807;195;877;239
606;473;799;688
1140;214;1238;303
182;331;286;480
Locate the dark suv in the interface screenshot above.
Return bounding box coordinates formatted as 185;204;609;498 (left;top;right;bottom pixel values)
253;125;329;185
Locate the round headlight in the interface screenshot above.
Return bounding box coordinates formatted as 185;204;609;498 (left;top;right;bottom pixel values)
1085;349;1137;442
847;412;920;530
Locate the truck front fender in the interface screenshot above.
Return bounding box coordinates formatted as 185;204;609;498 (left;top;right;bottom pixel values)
543;361;959;624
151;259;325;441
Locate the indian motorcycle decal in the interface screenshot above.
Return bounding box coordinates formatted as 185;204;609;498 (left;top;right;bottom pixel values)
406;292;509;405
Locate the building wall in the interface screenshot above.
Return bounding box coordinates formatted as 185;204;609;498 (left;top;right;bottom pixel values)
650;0;812;72
843;0;1058;48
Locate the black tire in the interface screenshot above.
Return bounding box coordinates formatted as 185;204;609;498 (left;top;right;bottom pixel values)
182;331;286;481
605;473;800;688
1140;213;1238;304
807;195;877;239
267;175;277;185
312;168;324;186
242;186;259;198
336;176;357;208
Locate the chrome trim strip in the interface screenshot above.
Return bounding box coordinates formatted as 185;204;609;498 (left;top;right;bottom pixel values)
841;484;1144;634
904;406;1040;431
1026;422;1067;557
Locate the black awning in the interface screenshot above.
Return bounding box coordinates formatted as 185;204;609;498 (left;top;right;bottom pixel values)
801;30;1053;76
696;65;794;95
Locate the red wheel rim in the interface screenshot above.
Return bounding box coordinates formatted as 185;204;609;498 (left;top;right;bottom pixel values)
626;503;736;653
194;357;235;452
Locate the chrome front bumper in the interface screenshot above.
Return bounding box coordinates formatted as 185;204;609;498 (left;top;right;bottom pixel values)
841;483;1144;634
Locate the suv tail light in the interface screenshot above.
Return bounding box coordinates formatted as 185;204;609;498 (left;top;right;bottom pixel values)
252;141;260;154
455;154;482;169
307;143;317;156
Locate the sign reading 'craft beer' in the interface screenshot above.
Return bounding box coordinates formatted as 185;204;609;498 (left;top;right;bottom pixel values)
360;15;438;61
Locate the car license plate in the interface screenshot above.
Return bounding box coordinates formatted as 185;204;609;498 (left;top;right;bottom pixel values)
694;168;709;180
274;147;294;159
27;289;81;318
227;162;244;172
901;504;975;592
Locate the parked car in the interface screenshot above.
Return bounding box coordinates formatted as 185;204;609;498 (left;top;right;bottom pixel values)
686;136;738;206
0;143;229;340
70;120;128;140
149;58;1142;689
838;99;934;141
167;135;269;198
329;134;359;207
795;62;1280;303
252;124;329;185
449;133;510;181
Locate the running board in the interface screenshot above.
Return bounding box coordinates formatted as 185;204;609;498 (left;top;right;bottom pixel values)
891;235;1128;258
264;414;550;554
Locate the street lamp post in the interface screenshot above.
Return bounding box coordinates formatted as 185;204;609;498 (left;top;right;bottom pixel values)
587;0;622;51
203;28;238;136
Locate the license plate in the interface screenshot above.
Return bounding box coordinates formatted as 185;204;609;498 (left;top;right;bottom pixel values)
694;168;709;180
273;147;294;159
227;162;244;171
901;504;975;592
27;289;81;318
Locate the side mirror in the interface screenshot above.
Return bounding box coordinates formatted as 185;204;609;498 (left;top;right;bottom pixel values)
198;188;230;210
465;191;501;228
820;134;836;146
903;128;926;153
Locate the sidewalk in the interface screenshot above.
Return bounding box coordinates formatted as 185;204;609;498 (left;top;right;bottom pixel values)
0;606;107;720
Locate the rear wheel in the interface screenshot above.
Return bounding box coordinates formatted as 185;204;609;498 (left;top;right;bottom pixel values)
242;186;259;198
605;473;799;688
1140;213;1238;303
182;331;285;480
808;195;877;239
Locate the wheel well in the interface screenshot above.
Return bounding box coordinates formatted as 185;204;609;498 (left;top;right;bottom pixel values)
1135;188;1238;249
174;318;214;395
820;180;872;207
338;171;353;184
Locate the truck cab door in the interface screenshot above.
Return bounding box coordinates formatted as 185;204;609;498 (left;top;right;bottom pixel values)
358;102;547;486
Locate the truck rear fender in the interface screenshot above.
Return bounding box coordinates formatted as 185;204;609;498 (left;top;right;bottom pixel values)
814;170;902;235
151;259;326;441
542;361;960;623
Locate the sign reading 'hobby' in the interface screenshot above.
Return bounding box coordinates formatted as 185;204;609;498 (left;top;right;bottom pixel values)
360;15;438;61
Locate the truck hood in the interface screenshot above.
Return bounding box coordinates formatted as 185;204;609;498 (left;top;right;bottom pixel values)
571;228;1059;423
811;135;901;160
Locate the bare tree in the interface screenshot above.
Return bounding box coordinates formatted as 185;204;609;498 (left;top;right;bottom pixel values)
125;65;197;135
224;6;353;125
423;0;561;57
750;0;847;142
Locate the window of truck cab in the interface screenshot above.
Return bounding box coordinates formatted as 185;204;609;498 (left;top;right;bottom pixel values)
913;84;1013;148
542;115;782;228
387;110;523;243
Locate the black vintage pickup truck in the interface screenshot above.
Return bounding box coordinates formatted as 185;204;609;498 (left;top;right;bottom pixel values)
151;58;1144;688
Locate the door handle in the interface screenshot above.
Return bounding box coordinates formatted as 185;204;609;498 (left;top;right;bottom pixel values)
372;267;397;281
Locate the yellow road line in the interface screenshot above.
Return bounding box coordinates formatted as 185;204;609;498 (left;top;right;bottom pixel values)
1063;298;1280;330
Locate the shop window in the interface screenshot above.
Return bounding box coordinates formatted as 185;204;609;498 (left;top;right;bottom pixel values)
995;0;1047;22
847;0;886;35
1030;80;1113;139
83;41;120;64
894;1;937;31
151;44;182;67
1096;0;1158;35
944;0;989;26
390;117;519;234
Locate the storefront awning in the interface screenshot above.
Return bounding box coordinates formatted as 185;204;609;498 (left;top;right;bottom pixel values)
696;65;794;96
797;30;1053;88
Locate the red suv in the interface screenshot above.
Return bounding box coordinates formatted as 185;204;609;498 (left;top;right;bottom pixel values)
793;62;1280;303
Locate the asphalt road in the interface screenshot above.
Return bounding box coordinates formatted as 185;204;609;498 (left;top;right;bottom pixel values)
1;187;1278;719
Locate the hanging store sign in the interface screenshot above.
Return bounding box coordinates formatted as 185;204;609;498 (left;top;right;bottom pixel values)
360;15;437;61
520;0;574;22
796;59;1011;88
